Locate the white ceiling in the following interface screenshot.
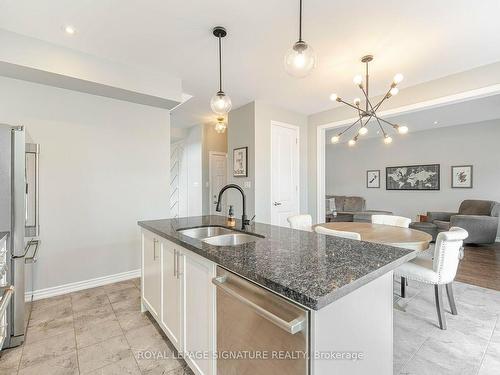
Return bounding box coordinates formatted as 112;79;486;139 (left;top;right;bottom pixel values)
1;0;500;128
325;93;500;142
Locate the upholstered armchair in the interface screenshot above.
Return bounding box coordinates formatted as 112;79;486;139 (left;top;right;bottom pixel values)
427;200;500;244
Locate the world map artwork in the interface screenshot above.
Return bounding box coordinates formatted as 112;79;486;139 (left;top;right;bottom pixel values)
386;164;440;190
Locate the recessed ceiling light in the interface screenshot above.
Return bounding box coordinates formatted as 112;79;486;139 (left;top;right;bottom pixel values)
433;121;439;125
64;25;76;35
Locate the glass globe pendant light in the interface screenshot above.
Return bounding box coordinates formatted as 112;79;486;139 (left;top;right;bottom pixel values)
284;0;316;78
214;117;227;134
210;26;232;115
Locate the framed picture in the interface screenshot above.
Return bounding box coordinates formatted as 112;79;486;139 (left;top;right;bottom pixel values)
366;170;380;188
386;164;440;191
233;147;248;177
451;165;473;188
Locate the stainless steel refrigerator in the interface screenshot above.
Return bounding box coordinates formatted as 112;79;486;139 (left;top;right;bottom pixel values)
0;124;40;349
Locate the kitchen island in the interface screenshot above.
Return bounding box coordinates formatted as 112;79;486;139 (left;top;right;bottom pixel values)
138;215;416;375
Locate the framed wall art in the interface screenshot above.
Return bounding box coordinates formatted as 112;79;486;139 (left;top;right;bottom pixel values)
233;147;248;177
386;164;440;191
366;170;380;188
451;165;473;188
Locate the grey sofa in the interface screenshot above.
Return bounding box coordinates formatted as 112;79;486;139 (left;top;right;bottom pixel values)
325;195;392;223
427;200;500;244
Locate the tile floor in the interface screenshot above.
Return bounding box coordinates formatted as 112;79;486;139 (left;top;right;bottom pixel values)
0;278;193;375
0;277;498;374
393;279;500;375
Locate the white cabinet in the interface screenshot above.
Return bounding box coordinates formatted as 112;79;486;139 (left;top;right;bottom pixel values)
141;228;216;375
141;230;161;318
183;250;216;375
161;240;183;350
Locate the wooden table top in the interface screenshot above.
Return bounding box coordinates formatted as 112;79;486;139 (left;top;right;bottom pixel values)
313;222;432;251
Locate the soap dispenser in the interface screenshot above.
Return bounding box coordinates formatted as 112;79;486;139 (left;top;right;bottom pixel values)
227;205;236;227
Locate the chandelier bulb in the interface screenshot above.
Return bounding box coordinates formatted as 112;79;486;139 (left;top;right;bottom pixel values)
390;87;399;96
329;93;338;102
348;139;356;147
359;126;368;135
353;75;363;86
398;125;409;134
330;135;340;144
384;135;393;144
353;97;361;106
393;73;404;84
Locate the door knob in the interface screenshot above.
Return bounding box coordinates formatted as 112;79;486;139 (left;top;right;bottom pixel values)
273;202;282;206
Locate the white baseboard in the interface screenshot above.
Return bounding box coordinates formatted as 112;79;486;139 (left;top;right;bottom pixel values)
26;268;140;302
496;237;500;243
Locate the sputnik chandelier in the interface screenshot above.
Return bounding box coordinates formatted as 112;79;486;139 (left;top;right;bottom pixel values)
329;55;408;146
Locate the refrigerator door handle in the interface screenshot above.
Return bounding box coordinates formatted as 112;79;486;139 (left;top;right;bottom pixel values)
24;240;40;264
13;239;38;259
25;143;40;238
0;286;14;319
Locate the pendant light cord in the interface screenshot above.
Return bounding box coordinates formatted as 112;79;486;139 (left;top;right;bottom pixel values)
218;36;223;93
298;0;303;42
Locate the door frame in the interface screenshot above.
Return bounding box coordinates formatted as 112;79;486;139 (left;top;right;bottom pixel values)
270;121;300;225
208;151;227;215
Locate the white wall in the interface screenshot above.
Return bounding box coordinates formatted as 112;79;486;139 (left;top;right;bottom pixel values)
325;120;500;223
0;76;170;291
202;124;227;215
183;125;203;217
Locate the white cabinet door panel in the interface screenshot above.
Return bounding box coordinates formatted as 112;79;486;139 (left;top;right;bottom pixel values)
161;240;183;350
142;230;161;318
184;252;216;375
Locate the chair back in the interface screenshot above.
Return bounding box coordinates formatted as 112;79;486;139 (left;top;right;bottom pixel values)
433;227;468;284
371;214;411;228
314;226;361;240
287;214;312;232
458;199;499;216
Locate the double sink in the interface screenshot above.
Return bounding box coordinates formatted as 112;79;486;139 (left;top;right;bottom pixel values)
177;226;264;246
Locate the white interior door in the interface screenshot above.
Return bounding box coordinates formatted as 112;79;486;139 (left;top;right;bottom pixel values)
271;122;299;226
209;152;227;215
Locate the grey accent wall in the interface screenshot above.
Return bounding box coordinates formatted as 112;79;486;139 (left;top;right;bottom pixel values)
308;61;500;222
227;102;255;218
325;120;500;229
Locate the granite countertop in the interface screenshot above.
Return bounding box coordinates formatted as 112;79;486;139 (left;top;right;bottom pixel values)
138;215;416;310
0;232;8;242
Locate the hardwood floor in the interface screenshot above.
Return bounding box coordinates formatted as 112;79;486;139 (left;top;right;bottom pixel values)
455;242;500;291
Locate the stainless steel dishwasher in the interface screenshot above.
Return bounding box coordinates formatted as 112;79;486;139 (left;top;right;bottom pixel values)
213;266;309;375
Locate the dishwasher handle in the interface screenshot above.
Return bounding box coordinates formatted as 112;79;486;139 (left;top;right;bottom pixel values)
212;276;305;335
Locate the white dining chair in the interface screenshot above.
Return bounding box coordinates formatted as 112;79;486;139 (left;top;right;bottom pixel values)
314;226;361;240
372;214;411;228
394;227;468;330
287;214;312;232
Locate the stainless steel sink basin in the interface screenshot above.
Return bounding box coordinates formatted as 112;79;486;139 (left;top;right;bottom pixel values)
202;233;258;246
177;226;234;240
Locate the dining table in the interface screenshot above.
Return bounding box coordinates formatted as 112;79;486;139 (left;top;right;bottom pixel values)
313;222;433;251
